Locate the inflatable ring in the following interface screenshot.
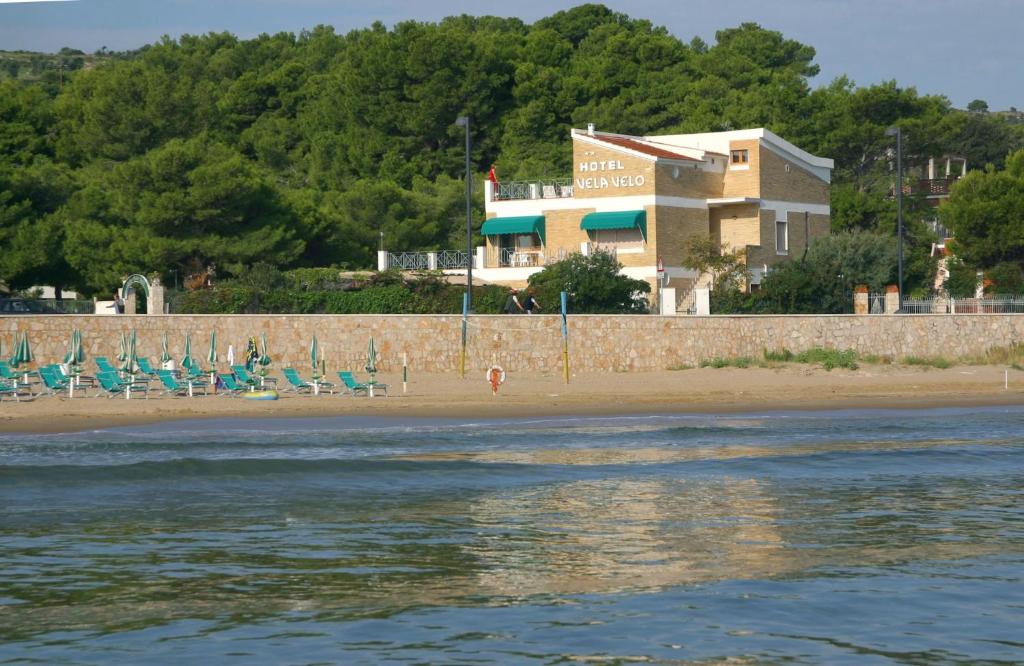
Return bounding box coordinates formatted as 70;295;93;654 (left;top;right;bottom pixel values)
486;365;505;394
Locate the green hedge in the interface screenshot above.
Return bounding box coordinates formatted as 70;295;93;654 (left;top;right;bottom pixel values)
170;283;508;315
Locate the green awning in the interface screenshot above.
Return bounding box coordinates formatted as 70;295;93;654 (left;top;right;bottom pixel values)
580;210;647;241
481;215;545;245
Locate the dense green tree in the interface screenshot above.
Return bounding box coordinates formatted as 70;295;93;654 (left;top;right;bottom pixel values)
527;250;650;313
61;137;304;291
713;232;896;314
941;149;1024;270
0;5;1011;299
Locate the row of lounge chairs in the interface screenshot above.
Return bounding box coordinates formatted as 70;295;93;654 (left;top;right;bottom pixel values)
0;356;388;401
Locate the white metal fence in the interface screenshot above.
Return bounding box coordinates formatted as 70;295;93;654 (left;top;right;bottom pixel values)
901;296;1024;314
386;252;429;270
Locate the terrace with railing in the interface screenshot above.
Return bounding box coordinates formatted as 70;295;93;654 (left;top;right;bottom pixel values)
902;177;960;198
491;178;573;202
385;250;470;271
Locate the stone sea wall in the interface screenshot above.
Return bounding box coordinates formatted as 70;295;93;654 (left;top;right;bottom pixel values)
1;314;1023;374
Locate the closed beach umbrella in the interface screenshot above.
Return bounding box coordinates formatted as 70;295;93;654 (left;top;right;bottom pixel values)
73;329;85;366
227;344;235;367
258;333;271;368
63;329;84;367
160;331;172;365
365;336;377;375
181;332;194;370
11;332;33;368
207;330;218;368
122;329;139;374
309;335;319;373
117;332;128;363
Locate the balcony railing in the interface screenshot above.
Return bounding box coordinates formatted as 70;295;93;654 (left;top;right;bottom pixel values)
493;178;573;202
495;246;545;268
900;177;959;197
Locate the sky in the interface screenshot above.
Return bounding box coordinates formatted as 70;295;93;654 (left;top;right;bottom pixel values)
0;0;1019;111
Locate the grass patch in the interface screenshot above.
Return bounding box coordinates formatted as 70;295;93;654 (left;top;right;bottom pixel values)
792;347;860;371
699;357;755;369
860;354;892;365
963;342;1024;366
763;347;858;370
666;363;694;371
902;355;953;369
763;348;794;362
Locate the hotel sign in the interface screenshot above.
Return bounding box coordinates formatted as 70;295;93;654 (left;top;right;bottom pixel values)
575;159;646;190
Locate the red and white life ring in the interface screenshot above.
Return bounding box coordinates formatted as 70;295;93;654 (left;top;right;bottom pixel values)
486;365;505;394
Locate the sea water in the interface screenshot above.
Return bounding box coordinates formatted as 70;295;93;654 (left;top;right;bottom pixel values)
1;408;1022;664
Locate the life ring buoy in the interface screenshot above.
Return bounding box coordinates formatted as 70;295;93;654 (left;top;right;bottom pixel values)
486;365;505;395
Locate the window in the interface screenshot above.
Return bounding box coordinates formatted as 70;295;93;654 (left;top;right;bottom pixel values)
730;149;748;164
776;219;789;254
592;228;644;246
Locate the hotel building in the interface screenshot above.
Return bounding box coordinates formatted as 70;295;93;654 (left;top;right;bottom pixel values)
477;125;833;312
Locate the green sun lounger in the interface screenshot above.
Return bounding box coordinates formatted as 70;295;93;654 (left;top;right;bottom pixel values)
338;371;387;397
96;371;149;399
156;369;206;397
215;373;248;397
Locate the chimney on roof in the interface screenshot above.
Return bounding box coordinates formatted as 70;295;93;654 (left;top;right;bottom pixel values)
587;123;595;136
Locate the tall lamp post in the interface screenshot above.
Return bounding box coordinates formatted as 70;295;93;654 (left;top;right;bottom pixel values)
455;115;473;311
886;126;904;310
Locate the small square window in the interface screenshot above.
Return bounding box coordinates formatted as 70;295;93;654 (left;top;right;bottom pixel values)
730;149;748;164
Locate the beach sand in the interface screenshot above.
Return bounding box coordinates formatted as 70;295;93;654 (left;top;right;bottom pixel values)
2;364;1022;433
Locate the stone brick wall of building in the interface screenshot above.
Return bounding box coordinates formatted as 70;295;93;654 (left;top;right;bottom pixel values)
652;206;709;268
759;147;830;204
572;141;656;200
654;161;724;199
711;203;761;253
4;315;1022;375
721;139;761;198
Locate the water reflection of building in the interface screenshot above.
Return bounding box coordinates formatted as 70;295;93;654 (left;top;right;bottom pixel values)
463;476;791;597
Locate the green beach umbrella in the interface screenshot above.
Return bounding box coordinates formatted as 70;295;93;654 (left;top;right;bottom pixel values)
258;333;271;368
74;329;85;366
310;335;319;373
365;336;378;375
10;332;33;368
207;330;218;368
63;329;85;366
117;332;128;363
160;331;172;364
181;332;195;370
122;329;139;374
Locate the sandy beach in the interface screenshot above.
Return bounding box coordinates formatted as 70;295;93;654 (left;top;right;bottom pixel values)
2;363;1022;433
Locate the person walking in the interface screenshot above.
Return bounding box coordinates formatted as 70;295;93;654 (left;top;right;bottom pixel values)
504;287;524;314
110;291;125;315
522;288;541;314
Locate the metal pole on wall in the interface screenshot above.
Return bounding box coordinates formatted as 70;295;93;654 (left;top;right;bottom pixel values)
460;292;468;379
886;126;904;310
561;291;569;384
455;115;473;312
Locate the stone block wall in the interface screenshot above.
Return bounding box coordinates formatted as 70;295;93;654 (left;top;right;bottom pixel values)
2;314;1023;375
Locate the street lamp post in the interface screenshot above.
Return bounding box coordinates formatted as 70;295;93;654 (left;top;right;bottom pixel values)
886;126;904;310
455;115;473;311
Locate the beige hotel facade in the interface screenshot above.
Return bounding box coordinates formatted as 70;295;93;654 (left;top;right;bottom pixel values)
476;125;833;312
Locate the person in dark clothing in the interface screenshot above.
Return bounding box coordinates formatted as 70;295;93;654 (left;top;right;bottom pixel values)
504;287;524;314
111;291;125;315
522;288;541;314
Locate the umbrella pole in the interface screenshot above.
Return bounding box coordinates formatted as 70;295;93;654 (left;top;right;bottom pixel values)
460;292;468;379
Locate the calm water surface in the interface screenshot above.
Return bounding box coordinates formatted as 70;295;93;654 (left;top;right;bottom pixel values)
1;408;1023;664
